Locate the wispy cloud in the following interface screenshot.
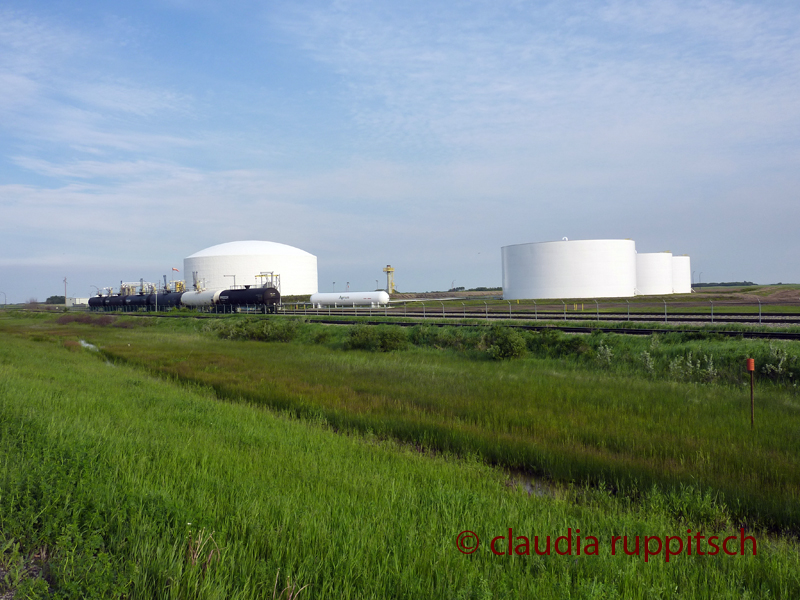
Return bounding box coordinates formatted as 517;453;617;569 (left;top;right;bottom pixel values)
1;1;799;301
0;8;195;159
278;0;800;157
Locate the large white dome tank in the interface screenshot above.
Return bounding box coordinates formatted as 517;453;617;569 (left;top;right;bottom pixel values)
636;252;674;295
502;239;637;300
184;241;318;296
672;255;692;294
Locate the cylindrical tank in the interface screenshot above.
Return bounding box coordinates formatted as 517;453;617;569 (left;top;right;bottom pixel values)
310;291;390;307
158;292;184;308
184;240;318;296
125;294;149;308
635;252;673;295
672;255;692;294
502;239;637;300
217;287;281;306
181;289;223;307
107;295;125;309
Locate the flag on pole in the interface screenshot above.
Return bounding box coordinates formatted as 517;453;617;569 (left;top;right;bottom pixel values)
172;268;180;272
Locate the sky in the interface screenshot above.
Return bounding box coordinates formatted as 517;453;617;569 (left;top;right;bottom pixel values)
1;0;799;302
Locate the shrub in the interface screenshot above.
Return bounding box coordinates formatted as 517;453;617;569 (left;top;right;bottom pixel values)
525;329;591;359
346;325;379;351
408;325;433;347
595;344;614;367
312;328;332;344
378;326;407;352
485;326;527;360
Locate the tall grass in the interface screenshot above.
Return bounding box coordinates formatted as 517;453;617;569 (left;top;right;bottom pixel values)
6;314;796;532
1;332;799;598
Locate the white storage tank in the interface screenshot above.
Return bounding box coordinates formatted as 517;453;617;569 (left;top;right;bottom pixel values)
635;252;674;295
310;291;390;307
672;255;692;294
502;239;637;300
184;241;318;296
181;289;222;307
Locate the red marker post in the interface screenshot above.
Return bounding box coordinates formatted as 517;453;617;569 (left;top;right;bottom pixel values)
747;358;755;428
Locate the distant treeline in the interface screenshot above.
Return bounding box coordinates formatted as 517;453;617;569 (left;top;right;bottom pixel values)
445;286;502;292
693;282;755;288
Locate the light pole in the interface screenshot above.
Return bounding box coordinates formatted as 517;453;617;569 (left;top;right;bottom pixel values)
376;279;379;291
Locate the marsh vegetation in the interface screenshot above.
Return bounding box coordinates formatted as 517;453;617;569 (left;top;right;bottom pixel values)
1;312;798;598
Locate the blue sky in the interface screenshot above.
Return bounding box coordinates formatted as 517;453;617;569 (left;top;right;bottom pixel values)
1;0;799;302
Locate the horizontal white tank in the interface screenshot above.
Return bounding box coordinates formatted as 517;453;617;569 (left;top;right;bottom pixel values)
502;239;637;300
311;291;390;307
181;289;222;307
672;255;692;294
185;240;318;296
636;252;673;295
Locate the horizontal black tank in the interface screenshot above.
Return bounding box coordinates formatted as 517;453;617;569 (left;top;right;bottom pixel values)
216;287;280;307
125;294;150;307
158;292;184;308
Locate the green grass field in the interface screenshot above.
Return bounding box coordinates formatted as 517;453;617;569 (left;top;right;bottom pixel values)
1;312;799;598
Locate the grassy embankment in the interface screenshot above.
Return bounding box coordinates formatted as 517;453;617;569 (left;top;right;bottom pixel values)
1;315;799;598
5;312;799;531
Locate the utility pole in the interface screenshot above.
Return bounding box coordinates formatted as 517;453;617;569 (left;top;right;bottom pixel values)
63;277;67;305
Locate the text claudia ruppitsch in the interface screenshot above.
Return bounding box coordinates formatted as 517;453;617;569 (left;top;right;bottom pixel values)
455;528;757;562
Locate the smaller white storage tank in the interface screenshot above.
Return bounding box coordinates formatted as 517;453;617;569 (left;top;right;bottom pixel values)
310;291;390;307
181;289;222;307
636;252;674;295
672;255;692;294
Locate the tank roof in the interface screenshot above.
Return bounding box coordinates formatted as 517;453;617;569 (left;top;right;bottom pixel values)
186;240;314;259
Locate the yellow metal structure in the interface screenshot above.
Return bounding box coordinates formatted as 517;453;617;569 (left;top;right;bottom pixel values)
383;265;396;294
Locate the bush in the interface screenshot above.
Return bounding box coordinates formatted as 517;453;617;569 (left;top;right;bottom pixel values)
346;325;407;352
346;325;380;351
408;325;433;347
312;328;332;344
378;326;407;352
485;326;526;360
206;318;301;342
525;329;591;359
